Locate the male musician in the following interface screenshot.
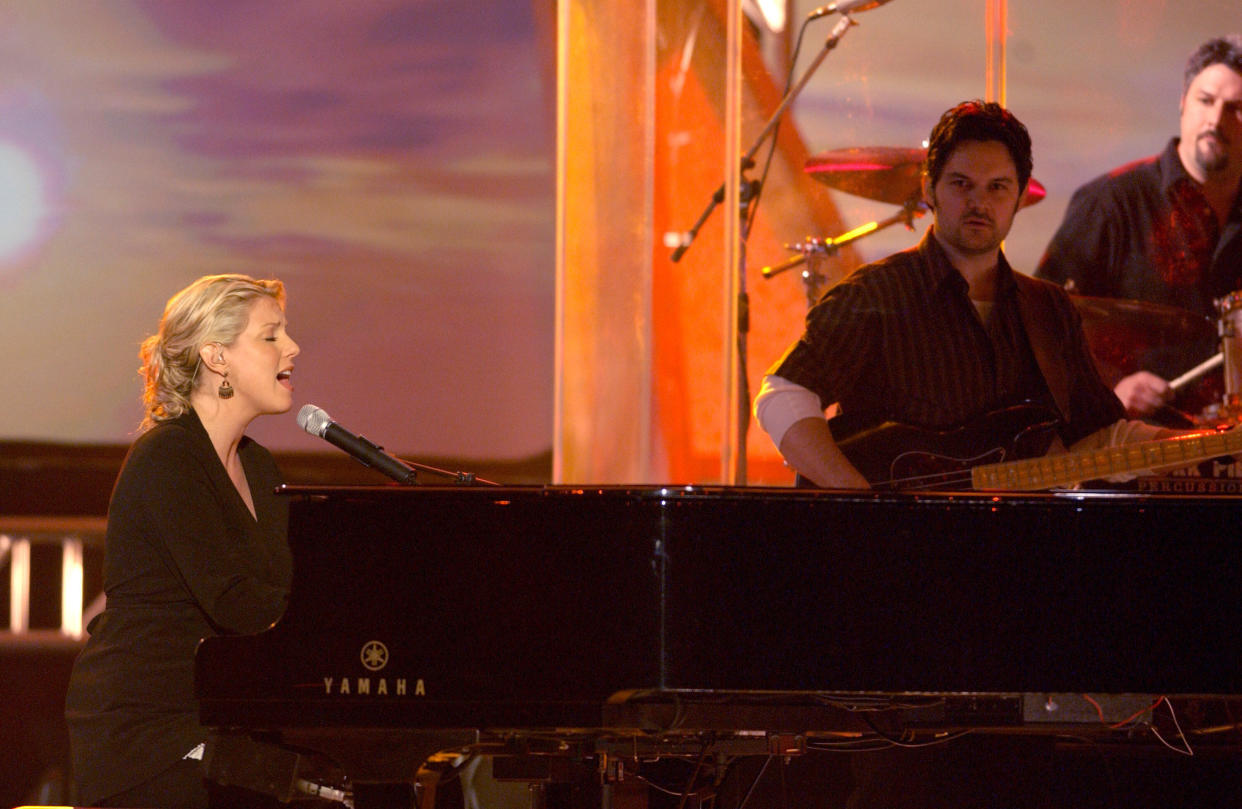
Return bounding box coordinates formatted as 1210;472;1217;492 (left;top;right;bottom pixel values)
756;99;1171;490
751;100;1239;808
1036;36;1242;418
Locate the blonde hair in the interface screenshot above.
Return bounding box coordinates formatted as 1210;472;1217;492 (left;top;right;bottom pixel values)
139;274;286;429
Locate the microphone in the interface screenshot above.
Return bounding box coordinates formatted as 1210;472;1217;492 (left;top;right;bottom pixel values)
807;0;895;20
297;404;417;484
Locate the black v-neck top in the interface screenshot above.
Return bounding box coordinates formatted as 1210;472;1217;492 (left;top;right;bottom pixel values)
65;409;291;805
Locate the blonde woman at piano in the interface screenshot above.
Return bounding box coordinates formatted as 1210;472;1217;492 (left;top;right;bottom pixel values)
66;274;299;808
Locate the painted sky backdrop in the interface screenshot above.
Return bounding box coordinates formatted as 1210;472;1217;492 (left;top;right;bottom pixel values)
0;0;554;458
1;0;1238;465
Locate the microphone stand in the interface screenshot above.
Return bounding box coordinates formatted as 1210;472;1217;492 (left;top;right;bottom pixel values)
668;13;859;484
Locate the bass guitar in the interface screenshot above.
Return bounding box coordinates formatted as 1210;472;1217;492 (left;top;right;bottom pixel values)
827;404;1238;491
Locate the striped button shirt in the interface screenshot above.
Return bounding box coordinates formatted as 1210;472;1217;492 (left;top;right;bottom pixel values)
770;229;1123;447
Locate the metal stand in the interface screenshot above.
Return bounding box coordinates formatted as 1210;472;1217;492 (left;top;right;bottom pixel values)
668;13;859;483
398;457;500;486
1199;292;1242;426
762;199;928;306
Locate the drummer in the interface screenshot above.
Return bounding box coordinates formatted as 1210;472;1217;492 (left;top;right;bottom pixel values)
1036;35;1242;419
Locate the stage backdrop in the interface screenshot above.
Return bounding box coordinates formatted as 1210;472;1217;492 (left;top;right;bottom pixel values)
0;0;1236;483
0;0;556;465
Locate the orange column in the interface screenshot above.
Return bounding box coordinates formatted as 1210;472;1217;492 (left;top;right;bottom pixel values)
556;0;856;484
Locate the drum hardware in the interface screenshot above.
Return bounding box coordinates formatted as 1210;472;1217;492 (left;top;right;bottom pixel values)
1199;292;1242;426
1217;291;1242;404
761;199;928;306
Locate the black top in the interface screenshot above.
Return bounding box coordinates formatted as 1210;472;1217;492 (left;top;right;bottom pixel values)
771;229;1123;447
1036;138;1242;379
64;409;291;805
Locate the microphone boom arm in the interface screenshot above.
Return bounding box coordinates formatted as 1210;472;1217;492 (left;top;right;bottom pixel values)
297;404;500;486
670;13;857;263
346;434;502;486
395;455;500;487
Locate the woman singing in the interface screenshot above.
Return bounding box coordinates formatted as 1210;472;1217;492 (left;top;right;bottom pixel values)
66;274;300;808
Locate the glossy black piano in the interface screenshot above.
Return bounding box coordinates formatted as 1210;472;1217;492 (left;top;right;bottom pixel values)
195;485;1242;807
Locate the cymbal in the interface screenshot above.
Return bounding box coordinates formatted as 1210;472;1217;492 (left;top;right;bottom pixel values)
1071;295;1215;377
804;146;1046;209
1072;295;1214;340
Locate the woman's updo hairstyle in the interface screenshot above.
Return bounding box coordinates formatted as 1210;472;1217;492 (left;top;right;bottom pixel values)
138;274;285;429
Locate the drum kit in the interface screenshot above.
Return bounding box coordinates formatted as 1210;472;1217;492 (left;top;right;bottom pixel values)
770;145;1242;428
765;145;1046;300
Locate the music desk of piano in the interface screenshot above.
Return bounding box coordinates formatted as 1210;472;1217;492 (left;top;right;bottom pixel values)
195;485;1242;808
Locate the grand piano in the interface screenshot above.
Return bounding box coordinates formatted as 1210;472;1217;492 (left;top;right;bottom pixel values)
195;485;1242;807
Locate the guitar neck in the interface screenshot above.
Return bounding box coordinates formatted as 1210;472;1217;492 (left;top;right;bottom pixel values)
971;428;1242;491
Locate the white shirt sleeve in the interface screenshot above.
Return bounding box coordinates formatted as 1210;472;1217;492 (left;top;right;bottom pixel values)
753;374;826;449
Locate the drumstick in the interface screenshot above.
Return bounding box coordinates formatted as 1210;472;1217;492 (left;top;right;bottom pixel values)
1169;352;1223;391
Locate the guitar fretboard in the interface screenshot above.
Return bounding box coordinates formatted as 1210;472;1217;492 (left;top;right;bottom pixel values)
971;428;1241;491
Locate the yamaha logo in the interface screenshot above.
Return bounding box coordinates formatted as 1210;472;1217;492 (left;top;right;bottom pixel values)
320;641;425;696
360;640;389;671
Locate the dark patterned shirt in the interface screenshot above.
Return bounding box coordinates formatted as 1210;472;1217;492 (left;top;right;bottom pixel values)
771;230;1123;447
1036;138;1242;380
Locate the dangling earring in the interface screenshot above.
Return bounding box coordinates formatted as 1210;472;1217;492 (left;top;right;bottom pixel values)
218;375;234;399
